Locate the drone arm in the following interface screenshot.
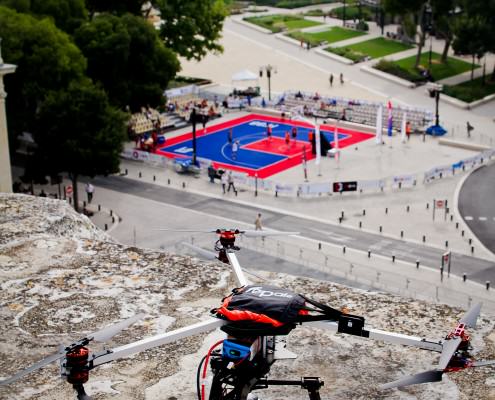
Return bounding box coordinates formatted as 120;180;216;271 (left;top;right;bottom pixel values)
91;318;226;367
226;251;249;287
305;321;443;352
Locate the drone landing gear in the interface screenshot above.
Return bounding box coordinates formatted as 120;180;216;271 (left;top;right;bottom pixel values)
73;384;91;400
256;377;324;400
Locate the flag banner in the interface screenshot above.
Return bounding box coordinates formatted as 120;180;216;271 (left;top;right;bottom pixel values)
315;125;321;165
298;183;331;195
275;183;297;194
400;112;407;143
358;179;385;191
387;100;393;137
375;105;383;144
261;179;274;191
392;174;416;187
424;165;453;183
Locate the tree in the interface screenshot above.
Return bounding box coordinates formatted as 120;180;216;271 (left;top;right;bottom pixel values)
383;0;428;69
452;15;488;80
33;82;127;211
0;6;87;145
85;0;145;17
453;0;495;81
157;0;227;60
431;0;458;63
74;13;180;111
0;0;88;33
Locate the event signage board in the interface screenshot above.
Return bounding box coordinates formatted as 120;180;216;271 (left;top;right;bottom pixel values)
333;181;358;193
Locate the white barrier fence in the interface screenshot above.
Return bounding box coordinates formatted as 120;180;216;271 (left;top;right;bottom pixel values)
122;148;495;197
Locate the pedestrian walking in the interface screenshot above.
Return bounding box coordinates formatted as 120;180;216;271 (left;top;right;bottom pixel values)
221;171;228;194
232;140;239;160
340;72;344;84
285;131;290;148
85;183;94;204
255;213;262;231
466;121;474;138
228;128;233;145
227;171;237;195
329;73;333;87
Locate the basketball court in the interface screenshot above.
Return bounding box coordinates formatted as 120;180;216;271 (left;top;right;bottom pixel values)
156;114;374;178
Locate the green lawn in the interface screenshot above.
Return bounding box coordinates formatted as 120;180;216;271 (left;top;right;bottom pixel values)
394;52;477;81
288;26;365;47
443;76;495;103
345;37;413;59
244;14;322;33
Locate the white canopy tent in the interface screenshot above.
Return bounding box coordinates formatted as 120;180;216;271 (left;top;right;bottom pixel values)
231;69;259;89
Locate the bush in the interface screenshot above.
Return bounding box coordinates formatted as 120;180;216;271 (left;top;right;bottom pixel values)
288;31;322;47
374;59;426;83
305;9;325;16
325;46;367;63
356;20;369;31
443;78;495;103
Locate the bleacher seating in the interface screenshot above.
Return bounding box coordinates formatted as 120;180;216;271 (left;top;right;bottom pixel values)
279;91;433;133
129;108;170;135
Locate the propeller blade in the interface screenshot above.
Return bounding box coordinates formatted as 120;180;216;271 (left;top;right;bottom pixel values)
380;370;443;390
155;228;215;233
472;360;495;367
438;337;462;370
90;313;145;343
459;303;482;328
241;230;300;238
0;351;65;386
180;242;218;261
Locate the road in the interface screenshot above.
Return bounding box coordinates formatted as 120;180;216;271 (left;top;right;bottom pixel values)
93;174;495;285
459;163;495;253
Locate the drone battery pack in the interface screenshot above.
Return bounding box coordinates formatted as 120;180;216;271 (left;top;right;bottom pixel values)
337;314;366;337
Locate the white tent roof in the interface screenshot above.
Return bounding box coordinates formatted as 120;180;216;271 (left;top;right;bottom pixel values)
232;69;258;81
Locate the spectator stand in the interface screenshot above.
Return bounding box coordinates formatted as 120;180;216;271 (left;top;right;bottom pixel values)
279;90;433;134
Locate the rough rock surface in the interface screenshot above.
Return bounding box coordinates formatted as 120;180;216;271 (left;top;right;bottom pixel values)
0;194;493;400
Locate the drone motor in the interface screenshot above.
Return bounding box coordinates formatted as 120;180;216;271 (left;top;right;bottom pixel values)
63;346;90;385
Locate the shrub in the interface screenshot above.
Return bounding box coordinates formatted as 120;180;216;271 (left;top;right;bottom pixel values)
356;20;369;31
374;59;426;83
305;9;325;16
325;46;367;63
288;31;322;47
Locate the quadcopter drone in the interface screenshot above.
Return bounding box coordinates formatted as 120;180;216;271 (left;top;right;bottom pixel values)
1;228;494;400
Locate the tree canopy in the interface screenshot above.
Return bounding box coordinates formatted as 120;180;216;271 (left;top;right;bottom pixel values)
157;0;227;60
0;0;88;33
74;13;180;111
33;82;127;210
85;0;145;16
0;6;87;138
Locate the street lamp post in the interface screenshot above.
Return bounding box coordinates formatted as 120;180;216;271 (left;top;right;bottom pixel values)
190;107;198;165
426;82;446;136
259;65;276;101
0;38;17;193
